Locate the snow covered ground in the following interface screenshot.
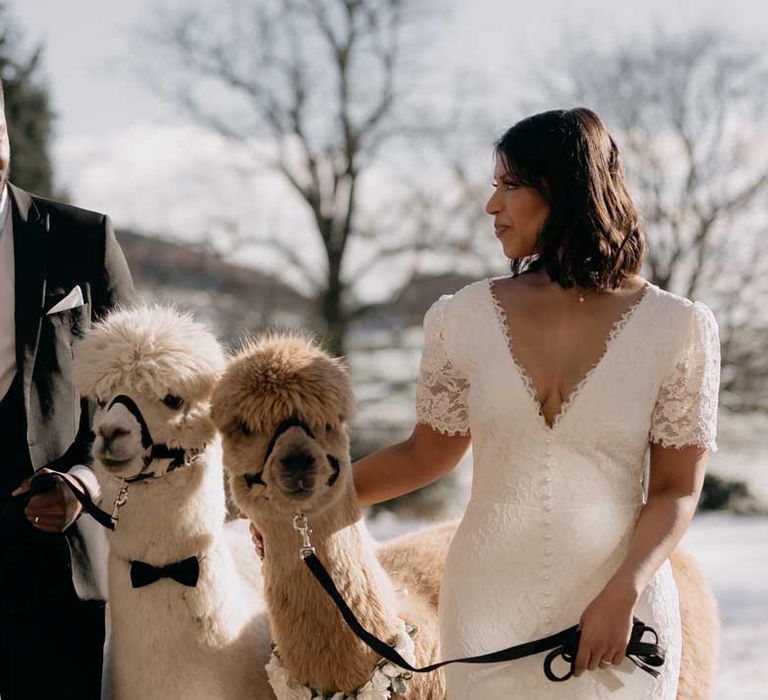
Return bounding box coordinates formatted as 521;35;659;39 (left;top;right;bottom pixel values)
680;513;768;699
368;511;768;699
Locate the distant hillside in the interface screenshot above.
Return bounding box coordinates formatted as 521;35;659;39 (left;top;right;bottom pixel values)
116;228;316;344
360;272;478;330
116;228;478;343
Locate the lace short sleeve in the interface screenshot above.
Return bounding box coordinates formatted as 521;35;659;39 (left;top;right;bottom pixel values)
415;295;470;436
649;301;721;452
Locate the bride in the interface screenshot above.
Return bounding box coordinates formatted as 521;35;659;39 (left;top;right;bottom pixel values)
352;107;720;698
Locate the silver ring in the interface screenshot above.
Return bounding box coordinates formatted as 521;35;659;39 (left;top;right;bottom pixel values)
34;515;40;524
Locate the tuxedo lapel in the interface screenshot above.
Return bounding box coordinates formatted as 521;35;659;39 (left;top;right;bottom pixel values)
9;183;49;419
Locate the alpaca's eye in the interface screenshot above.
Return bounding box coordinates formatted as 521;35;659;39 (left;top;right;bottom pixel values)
239;421;253;437
162;394;184;410
325;423;333;433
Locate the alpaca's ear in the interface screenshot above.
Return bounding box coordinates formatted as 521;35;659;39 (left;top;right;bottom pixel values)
209;383;222;416
328;356;356;420
338;381;356;422
200;371;223;401
204;373;222;400
209;398;224;430
209;387;238;434
340;405;355;424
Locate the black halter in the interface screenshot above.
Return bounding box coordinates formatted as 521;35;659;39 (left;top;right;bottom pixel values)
263;416;316;466
242;416;340;488
108;394;202;483
27;395;206;532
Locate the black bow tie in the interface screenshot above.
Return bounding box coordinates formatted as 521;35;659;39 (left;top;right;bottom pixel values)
130;556;200;589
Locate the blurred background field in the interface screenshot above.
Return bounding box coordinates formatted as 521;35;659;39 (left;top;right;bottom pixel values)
2;1;767;695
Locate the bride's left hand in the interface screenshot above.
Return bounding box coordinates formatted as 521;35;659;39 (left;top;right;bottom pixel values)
573;579;639;677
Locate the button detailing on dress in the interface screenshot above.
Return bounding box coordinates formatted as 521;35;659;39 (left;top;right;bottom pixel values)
432;280;685;695
538;441;556;627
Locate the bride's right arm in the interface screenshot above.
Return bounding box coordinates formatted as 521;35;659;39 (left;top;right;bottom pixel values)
354;292;472;508
353;423;471;508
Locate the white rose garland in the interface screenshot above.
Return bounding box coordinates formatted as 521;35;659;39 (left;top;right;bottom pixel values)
266;619;418;700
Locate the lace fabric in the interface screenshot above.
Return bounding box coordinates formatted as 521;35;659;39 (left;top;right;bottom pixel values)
649;301;721;452
415;295;470;436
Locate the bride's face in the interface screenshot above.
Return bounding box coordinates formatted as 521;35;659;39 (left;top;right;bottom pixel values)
485;153;550;259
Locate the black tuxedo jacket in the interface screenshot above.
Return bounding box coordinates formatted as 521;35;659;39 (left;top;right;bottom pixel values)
10;183;135;474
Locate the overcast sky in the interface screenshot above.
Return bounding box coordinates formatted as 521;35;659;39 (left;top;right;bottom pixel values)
10;0;766;143
6;0;768;295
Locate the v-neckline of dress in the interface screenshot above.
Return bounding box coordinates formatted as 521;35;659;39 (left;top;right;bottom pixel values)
486;276;655;433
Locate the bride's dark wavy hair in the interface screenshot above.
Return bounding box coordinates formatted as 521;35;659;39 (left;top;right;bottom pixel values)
494;107;645;290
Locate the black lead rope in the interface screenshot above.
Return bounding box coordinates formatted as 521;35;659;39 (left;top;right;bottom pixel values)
30;472;116;530
302;552;665;683
29;394;202;530
27;395;202;531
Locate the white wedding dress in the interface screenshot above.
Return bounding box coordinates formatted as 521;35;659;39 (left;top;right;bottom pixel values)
415;277;721;699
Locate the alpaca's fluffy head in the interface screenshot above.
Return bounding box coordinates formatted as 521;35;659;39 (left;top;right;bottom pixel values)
211;331;355;519
73;305;225;480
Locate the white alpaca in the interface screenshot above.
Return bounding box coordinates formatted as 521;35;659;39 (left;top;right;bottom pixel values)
72;306;273;700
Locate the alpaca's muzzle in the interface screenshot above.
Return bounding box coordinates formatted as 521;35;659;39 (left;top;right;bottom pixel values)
278;450;317;496
279;450;316;476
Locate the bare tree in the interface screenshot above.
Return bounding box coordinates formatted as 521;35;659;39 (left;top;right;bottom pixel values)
0;2;56;197
137;0;484;356
530;27;768;410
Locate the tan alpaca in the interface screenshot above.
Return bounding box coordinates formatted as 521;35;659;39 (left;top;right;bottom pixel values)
212;332;445;698
669;548;720;698
212;331;718;699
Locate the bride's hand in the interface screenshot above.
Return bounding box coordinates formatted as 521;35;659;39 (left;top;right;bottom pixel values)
573;579;639;676
239;511;265;559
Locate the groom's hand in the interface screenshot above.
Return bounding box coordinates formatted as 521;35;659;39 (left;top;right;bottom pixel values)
13;468;83;533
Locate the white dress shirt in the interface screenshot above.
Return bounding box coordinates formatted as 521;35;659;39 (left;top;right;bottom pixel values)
0;184;100;502
0;184;15;402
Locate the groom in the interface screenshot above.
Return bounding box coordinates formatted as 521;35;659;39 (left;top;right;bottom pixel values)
0;79;135;698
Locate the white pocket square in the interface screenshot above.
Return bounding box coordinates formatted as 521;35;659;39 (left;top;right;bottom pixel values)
47;285;84;315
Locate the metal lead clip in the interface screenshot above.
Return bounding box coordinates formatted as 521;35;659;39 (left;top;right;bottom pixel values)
292;512;316;560
111;480;129;524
